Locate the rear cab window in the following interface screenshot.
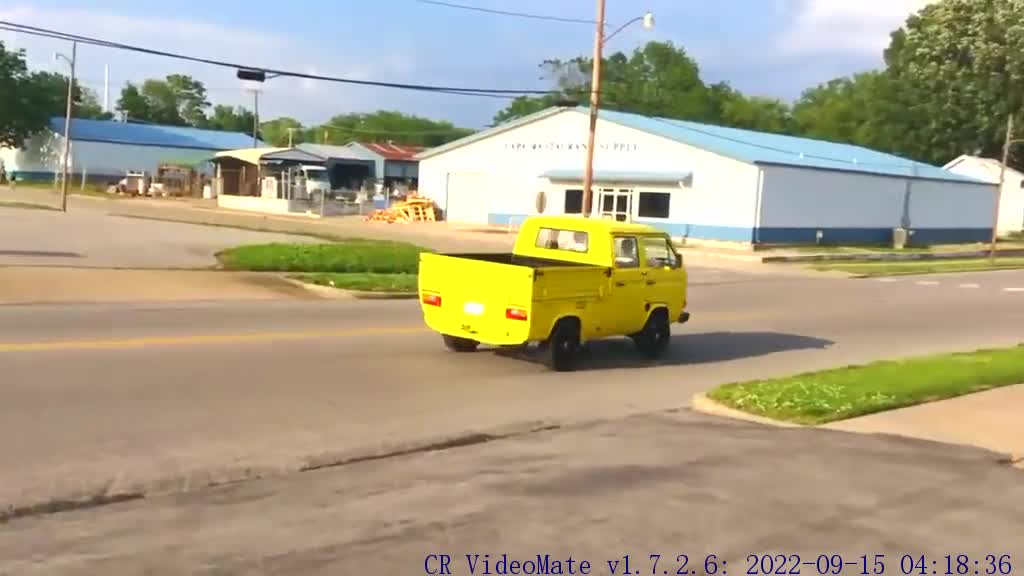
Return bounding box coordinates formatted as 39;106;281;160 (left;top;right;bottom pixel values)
535;228;589;253
613;236;640;268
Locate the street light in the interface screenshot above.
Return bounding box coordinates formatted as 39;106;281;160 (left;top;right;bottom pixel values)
54;41;77;213
581;4;655;217
236;69;282;147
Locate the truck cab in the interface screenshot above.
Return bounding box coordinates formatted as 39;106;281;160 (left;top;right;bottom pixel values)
418;216;690;371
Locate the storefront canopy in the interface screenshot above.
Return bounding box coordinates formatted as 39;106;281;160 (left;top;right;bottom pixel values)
214;147;325;166
540;169;693;186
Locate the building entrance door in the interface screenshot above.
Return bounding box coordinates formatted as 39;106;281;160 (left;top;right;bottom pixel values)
596;188;633;222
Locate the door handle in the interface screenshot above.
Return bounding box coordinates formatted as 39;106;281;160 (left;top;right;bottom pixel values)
615;281;626;287
646;280;656;286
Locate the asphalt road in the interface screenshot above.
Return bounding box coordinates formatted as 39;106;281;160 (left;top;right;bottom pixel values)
1;410;1020;575
1;266;1022;516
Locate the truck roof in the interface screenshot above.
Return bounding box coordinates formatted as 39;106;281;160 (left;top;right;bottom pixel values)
523;215;664;236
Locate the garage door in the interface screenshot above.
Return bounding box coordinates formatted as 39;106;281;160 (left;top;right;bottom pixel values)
444;172;491;224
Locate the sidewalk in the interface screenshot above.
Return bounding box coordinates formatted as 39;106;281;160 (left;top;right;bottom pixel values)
824;384;1024;466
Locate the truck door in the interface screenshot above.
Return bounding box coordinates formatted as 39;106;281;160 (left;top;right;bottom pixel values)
639;235;685;312
602;235;648;335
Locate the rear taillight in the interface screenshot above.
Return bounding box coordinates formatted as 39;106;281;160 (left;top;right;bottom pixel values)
422;293;442;307
505;307;528;321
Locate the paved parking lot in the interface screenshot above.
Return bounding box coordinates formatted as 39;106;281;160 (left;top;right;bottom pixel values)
0;205;318;269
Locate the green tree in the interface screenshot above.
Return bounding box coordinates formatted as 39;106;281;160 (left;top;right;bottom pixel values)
260;117;304;146
206;105;256;133
313;110;473;147
29;71;111;120
708;82;794;134
0;42;52;147
881;0;1024;165
493;41;724;125
116;74;210;127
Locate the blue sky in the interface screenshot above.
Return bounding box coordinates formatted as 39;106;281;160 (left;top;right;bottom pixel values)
0;0;931;129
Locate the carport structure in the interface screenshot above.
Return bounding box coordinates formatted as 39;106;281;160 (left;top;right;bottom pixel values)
212;147;325;198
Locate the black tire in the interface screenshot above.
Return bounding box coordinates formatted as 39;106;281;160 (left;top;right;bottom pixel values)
546;319;581;372
632;309;671;358
442;334;479;352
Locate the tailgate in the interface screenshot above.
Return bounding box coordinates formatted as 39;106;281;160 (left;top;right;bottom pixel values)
418;253;536;346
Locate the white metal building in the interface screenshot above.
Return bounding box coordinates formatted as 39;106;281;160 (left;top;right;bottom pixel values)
416;106;997;245
0;117;262;183
943;155;1024;235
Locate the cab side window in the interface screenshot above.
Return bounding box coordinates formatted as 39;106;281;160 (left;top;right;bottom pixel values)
613;236;639;268
642;236;679;268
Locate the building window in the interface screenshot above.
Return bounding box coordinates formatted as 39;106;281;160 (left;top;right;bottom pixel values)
637;191;671;219
564;189;583;214
535;227;589;253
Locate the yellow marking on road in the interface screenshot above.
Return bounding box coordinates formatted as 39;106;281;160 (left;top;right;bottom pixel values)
0;309;783;354
0;326;429;353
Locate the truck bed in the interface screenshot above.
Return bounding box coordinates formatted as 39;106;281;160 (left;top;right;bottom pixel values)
417;252;608;346
436;253;596;269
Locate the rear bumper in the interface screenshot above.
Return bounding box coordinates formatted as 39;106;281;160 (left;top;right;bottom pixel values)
677;311;691;324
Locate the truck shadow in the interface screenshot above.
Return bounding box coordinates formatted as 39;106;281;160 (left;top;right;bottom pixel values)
495;331;834;370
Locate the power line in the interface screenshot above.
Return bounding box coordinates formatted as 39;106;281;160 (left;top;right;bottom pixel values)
314;123;474;136
414;0;599;25
0;21;558;98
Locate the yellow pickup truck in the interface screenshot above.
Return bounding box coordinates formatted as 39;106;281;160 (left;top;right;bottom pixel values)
417;215;690;371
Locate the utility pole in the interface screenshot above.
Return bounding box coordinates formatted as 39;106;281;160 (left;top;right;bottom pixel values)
991;113;1014;260
59;41;77;213
581;0;607;218
251;89;260;147
287;127;296;147
103;64;110;114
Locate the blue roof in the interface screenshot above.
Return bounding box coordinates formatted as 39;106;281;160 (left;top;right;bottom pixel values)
50;117;266;151
590;107;981;184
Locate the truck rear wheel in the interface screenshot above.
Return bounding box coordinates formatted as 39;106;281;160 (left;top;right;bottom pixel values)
547;319;581;372
442;334;479;352
633;309;670;358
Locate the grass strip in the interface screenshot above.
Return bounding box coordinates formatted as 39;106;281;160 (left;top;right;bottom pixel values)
297;272;418;293
708;344;1024;425
217;241;429;275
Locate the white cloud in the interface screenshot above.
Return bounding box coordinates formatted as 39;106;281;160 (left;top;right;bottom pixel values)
0;5;416;124
778;0;935;56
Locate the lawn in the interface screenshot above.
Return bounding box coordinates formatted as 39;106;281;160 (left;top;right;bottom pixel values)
297;272;418;293
812;257;1024;276
708;344;1024;425
217;240;429;275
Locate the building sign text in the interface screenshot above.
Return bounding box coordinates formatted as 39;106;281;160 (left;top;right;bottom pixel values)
502;142;640;153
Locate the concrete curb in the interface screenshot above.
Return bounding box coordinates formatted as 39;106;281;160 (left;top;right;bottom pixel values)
762;249;1024;264
689;393;803;429
278;276;353;299
282;276;417;300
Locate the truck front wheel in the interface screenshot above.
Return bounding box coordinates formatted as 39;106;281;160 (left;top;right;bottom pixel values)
442;334;479;352
633;309;670;358
547;319;581;372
